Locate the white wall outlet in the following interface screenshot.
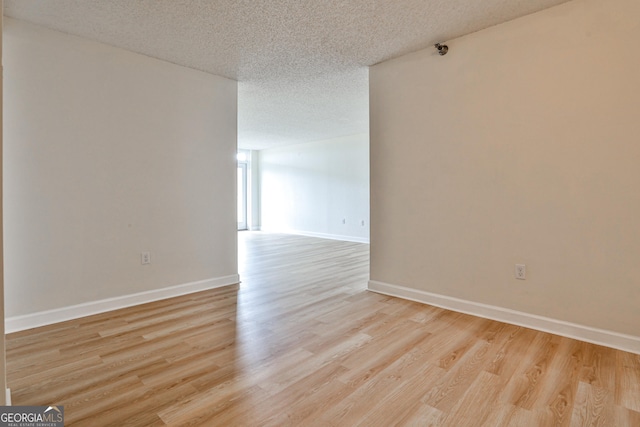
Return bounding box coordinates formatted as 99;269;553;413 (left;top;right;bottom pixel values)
342;218;346;224
361;220;365;226
141;251;151;265
515;264;526;280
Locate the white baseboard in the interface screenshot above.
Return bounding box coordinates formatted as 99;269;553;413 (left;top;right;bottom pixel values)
261;227;369;244
6;275;240;334
368;280;640;355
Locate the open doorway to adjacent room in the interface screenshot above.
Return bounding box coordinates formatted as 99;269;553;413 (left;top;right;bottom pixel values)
237;149;258;233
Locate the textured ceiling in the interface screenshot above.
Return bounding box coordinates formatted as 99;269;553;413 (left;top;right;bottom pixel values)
4;0;572;150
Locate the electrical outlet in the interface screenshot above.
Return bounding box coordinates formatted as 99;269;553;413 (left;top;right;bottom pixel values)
515;264;526;280
141;252;151;265
361;220;365;226
342;218;346;224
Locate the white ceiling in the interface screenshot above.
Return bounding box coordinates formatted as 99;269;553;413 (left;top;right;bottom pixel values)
4;0;572;150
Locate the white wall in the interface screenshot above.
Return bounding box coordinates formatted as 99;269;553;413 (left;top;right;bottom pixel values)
3;18;238;326
260;133;369;243
369;0;640;348
249;150;261;231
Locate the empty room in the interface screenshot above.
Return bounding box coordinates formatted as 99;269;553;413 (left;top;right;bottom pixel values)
2;0;639;426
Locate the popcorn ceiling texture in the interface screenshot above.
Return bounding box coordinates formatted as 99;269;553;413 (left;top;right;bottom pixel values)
4;0;572;149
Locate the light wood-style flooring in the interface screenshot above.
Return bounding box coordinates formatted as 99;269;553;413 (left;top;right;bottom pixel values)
6;232;640;426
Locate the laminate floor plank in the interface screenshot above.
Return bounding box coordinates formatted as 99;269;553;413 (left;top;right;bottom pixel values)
6;232;640;426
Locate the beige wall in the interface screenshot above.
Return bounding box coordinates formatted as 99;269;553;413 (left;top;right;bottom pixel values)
3;19;238;321
1;1;7;404
370;0;640;338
